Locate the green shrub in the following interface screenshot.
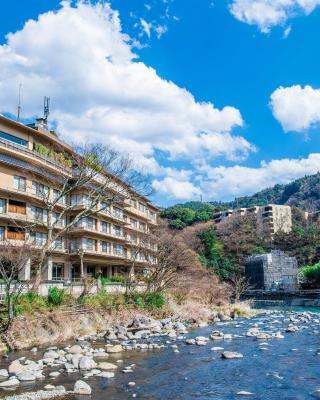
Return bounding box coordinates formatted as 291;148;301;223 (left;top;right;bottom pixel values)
16;292;48;314
301;262;320;287
133;292;166;310
48;287;66;306
109;276;126;284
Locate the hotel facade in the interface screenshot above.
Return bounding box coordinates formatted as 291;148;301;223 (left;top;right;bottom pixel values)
0;114;158;292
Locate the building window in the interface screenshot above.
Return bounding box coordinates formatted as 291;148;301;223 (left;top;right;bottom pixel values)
130;234;138;244
52;212;67;227
0;131;28;147
8;199;26;215
100;201;110;213
53;189;67;205
113;207;123;219
54;237;65;250
52;263;64;281
0;199;6;214
112;225;123;237
87;266;95;277
31;206;48;223
114;244;124;256
149;211;156;221
140;222;146;232
13;176;26;192
130;219;137;229
101;221;110;233
138;202;147;213
71;265;80;281
32;181;49;197
71;194;90;207
7;227;25;240
83;238;96;251
75;217;96;230
101;241;110;253
0;226;4;241
30;231;47;246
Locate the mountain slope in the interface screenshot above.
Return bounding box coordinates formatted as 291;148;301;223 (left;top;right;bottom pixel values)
171;173;320;213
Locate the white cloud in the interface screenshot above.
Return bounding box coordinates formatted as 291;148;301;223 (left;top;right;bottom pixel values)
270;85;320;132
140;18;152;38
152;177;202;200
199;153;320;200
0;1;253;174
230;0;320;33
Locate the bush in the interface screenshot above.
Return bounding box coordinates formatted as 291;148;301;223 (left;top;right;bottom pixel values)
133;292;166;310
48;287;66;306
301;262;320;287
16;292;48;314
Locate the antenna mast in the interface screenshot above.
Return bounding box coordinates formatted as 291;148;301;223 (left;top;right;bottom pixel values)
43;96;50;127
17;84;22;121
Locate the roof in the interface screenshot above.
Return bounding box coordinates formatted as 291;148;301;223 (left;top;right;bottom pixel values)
0;114;159;211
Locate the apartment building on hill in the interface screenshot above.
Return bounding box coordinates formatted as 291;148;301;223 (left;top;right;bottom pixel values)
212;204;292;236
0;114;158;292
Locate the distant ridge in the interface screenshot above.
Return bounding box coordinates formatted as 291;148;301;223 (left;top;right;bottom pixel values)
176;172;320;212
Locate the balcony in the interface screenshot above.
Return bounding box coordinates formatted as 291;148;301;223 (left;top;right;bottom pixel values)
0;138;70;175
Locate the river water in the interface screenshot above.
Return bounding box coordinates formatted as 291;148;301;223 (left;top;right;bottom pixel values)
0;309;320;399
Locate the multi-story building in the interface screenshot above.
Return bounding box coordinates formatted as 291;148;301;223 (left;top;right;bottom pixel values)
0;114;158;290
212;204;292;236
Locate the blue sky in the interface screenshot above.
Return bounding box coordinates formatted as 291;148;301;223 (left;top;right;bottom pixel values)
1;0;320;206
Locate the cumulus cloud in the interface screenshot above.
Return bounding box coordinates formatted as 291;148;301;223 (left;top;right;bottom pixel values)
199;153;320;200
270;85;320;132
152;177;202;200
0;1;252;168
229;0;320;33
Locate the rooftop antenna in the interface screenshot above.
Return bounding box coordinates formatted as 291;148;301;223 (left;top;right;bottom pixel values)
17;83;22;121
43;96;50;127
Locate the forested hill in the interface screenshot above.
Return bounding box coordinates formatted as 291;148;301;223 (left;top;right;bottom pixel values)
216;172;320;211
162;173;320;228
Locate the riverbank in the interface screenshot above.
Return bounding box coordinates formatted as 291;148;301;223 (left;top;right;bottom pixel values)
0;306;319;399
0;294;254;353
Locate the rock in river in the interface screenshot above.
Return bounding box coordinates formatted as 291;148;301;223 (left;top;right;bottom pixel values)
74;380;92;395
222;351;243;359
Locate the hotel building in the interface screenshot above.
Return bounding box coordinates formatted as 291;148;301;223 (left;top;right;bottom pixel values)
0;114;158;290
212;204;292;236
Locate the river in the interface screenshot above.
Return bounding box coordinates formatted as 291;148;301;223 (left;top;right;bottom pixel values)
0;308;319;399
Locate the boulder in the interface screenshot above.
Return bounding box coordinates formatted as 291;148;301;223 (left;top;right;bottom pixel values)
0;378;20;387
74;380;92;395
185;339;196;345
43;350;59;359
16;373;37;381
98;362;118;371
222;351;243;359
106;345;123;353
0;369;8;378
79;356;97;371
98;371;115;378
68;345;83;354
8;360;25;375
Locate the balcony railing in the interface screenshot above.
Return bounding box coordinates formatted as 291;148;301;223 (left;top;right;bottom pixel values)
0;138;70;174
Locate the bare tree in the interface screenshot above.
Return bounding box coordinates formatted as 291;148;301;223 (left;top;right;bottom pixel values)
229;273;251;303
22;143;151;290
0;242;33;333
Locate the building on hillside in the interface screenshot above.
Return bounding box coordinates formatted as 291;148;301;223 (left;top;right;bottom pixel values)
212;204;292;236
245;250;298;291
0;114;158;294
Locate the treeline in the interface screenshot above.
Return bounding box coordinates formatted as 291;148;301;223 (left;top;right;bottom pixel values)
160;203;223;229
162;172;320;230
